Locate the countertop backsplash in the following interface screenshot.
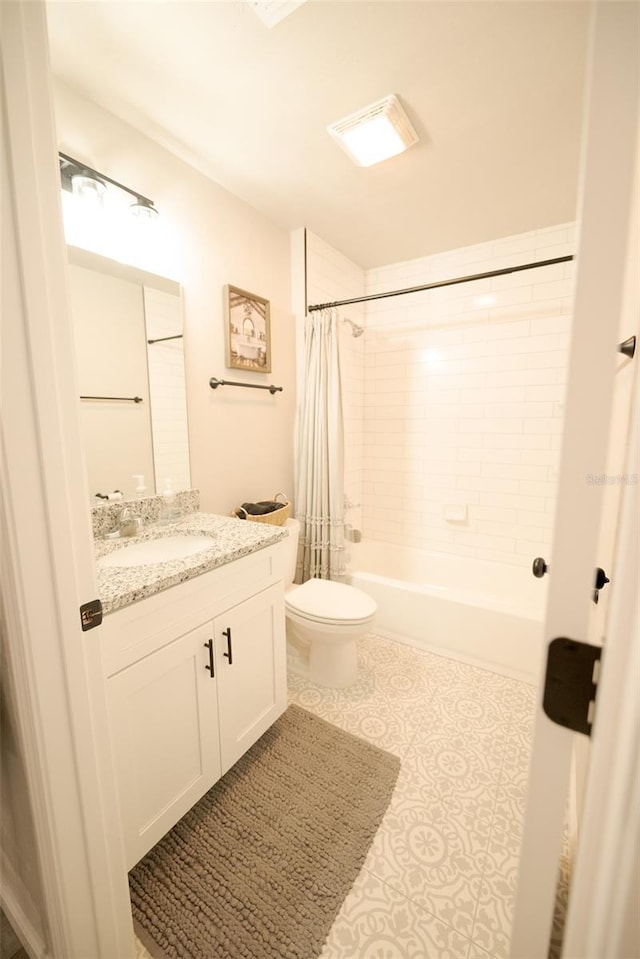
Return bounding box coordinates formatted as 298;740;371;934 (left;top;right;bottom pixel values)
91;489;200;538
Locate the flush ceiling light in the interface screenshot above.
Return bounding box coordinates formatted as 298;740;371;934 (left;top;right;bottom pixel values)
328;94;419;168
247;0;307;28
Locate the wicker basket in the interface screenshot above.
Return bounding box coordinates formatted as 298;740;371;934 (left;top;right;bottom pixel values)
232;492;291;526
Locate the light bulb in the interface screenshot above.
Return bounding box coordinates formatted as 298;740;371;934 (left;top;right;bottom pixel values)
71;173;106;201
130;199;159;219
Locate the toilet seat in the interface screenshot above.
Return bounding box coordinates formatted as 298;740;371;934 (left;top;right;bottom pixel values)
285;578;376;627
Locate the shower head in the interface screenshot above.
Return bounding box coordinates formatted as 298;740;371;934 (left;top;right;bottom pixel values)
343;317;364;337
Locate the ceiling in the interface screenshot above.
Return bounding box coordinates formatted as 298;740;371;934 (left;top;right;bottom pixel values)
46;1;590;269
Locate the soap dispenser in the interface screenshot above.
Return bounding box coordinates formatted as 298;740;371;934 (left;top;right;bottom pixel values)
132;474;147;498
159;478;182;524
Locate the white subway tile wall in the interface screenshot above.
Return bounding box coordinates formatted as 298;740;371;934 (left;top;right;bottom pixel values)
306;223;575;568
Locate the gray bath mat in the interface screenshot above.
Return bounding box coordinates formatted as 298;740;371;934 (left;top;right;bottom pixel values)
129;704;400;959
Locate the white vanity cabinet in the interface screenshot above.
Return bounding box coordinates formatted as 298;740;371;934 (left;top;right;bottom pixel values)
107;619;222;869
100;543;286;869
214;582;285;774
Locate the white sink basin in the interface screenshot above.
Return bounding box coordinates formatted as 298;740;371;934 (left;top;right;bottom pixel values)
98;534;215;569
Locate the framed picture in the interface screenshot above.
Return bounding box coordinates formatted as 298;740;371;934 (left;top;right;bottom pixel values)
224;284;271;373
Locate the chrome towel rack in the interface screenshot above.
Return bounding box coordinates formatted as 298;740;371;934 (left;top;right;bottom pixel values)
209;377;283;395
147;334;183;344
80;395;143;403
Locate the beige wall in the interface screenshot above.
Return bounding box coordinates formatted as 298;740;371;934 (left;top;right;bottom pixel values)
54;81;296;515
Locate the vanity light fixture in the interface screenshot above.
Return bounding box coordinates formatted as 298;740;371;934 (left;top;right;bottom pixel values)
327;94;419;168
59;151;159;218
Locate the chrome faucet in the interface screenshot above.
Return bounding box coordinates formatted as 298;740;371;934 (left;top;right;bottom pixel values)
117;507;142;537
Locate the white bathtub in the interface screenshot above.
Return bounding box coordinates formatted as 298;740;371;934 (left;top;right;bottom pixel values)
348;541;547;683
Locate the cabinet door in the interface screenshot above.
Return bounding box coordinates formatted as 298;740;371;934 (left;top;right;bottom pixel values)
215;583;286;775
107;621;221;869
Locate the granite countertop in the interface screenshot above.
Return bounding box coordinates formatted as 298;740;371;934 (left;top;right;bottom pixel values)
95;512;288;615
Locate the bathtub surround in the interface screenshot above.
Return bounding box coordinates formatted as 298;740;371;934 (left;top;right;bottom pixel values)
362;224;574;567
294;309;346;582
130;705;399;959
302;222;574;570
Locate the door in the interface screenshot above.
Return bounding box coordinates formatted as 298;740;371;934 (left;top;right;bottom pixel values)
2;3;135;955
510;4;639;957
572;207;638;831
215;583;287;774
108;621;221;869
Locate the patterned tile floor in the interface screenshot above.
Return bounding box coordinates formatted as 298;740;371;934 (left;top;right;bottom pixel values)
136;632;536;959
289;633;537;959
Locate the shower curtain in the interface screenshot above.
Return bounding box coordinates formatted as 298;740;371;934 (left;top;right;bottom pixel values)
294;308;346;582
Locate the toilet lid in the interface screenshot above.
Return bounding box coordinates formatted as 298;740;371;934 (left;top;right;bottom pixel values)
286;578;376;625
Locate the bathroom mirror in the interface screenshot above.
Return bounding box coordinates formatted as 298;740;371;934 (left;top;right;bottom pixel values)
67;246;191;501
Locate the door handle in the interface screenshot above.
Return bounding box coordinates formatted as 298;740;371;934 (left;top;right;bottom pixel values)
204;638;214;678
222;627;233;665
532;557;549;578
592;567;610;604
533;557;611;604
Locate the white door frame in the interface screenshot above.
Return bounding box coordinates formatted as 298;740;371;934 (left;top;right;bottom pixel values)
563;364;639;956
563;153;639;958
510;3;639;956
1;2;134;955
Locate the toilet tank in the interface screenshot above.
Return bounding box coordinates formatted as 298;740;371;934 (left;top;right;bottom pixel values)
282;518;300;585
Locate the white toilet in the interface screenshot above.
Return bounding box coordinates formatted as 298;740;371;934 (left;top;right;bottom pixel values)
283;518;377;688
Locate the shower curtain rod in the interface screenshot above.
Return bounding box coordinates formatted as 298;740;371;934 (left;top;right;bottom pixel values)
307;255;573;312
